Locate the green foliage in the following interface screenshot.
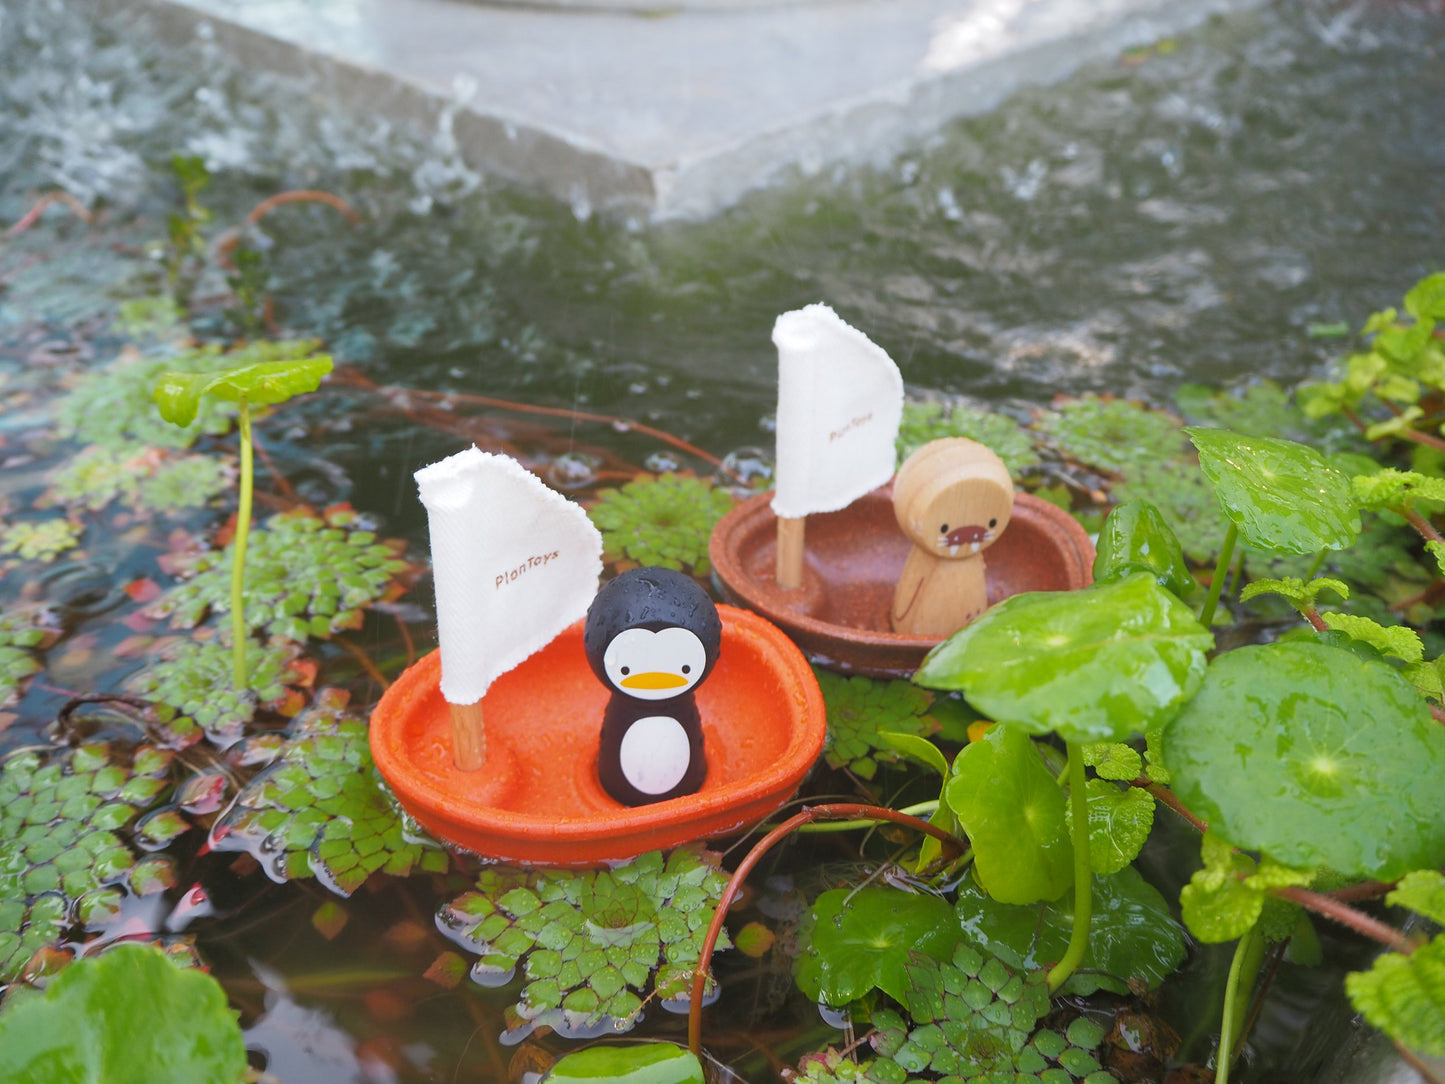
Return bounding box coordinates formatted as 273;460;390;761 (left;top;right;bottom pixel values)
1187;427;1361;555
1082;742;1142;782
162;154;213;309
1178;832;1312;943
1036;396;1188;475
816;671;939;778
896;401;1039;474
790;1047;907;1084
588;473;735;575
1112;457;1227;565
0;518;82;563
1065;780;1155;876
1388;871;1445;925
124;636;301;746
46;445;232;514
1320;611;1424;662
1092;501;1195;599
944;726;1072;905
211;691;448;895
955;866;1186;997
0;609;47;708
1165;641;1445;880
54;344;241;451
0;944;245;1084
152;353;333;428
794;886;956;1006
146;506;413;641
916;573;1212;744
1298;273;1445;435
1174;379;1364;452
439;847;730;1034
1239;576;1349;608
867;944;1113;1081
1345;936;1445;1057
1352;468;1445;512
546;1043;704;1084
0;742;179;980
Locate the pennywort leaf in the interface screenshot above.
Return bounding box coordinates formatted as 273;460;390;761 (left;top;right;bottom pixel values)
154;355;333;428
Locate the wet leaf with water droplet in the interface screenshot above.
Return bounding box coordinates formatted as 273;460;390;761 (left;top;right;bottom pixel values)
1166;641;1445;879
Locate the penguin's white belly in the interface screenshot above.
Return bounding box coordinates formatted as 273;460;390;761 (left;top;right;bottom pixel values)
618;715;691;795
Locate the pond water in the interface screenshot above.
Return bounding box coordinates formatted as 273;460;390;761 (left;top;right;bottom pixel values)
0;0;1442;1080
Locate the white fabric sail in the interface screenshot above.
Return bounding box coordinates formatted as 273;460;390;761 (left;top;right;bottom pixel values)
416;447;603;706
771;303;905;519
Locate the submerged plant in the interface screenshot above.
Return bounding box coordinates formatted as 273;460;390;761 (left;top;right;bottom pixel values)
153;344;333;689
0;518;82;563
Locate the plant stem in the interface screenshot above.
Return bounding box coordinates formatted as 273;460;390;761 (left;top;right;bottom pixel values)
232;397;253;691
1216;922;1263;1084
1199;521;1239;630
1399;504;1445;545
1271;885;1417;954
1304;549;1327;580
1047;741;1092;993
687;803;967;1058
795;799;938;832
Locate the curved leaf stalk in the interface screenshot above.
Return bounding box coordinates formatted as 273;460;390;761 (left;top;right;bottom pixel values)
232;397;253;691
1399;504;1445;545
795;799;939;832
1216;922;1265;1084
1271;885;1417;955
687;802;968;1059
1047;741;1092;993
1199;521;1239;629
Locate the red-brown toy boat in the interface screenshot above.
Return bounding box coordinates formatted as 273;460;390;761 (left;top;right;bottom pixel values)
369;604;826;866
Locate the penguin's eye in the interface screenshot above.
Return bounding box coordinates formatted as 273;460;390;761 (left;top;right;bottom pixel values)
988;518;997;528
681;665;691;674
620;666;630;675
940;524;949;534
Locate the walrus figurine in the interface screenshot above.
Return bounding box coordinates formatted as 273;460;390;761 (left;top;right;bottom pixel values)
889;438;1014;638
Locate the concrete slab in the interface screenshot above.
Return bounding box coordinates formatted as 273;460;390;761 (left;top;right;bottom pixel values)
107;0;1259;220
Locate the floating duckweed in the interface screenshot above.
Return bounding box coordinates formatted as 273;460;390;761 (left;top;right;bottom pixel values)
124;636;300;746
46;444;233;514
896;401;1040;474
439;846;731;1035
0;518;83;563
815;670;938;780
0;609;49;708
588;473;735;575
210;690;448;896
1036;396;1189;476
0;741;179;980
145;506;414;642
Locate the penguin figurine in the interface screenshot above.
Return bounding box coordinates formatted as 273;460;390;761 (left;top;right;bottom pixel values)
583;567;722;807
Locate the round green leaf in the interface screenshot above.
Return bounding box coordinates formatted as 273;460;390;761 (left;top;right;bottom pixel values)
546;1043;704;1084
943;725;1073;904
153;356;332;428
1186;427;1360;554
1166;641;1445;879
795;886;957;1007
1093;501;1195;600
916;573;1212;743
955;866;1186;996
0;943;246;1083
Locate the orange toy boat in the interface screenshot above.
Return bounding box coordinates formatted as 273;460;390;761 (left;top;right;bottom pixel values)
369;604;826;866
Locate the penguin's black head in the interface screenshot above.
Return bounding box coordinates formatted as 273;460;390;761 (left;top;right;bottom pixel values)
583;567;722;700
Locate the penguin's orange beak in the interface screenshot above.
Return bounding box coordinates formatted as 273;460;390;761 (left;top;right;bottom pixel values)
620;671;689;690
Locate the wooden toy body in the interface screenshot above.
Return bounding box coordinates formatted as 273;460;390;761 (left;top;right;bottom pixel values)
890;438;1015;638
597;692;707;806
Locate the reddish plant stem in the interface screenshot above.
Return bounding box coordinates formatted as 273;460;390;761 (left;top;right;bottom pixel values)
1326;880;1394;904
1135;779;1209;833
1397;427;1445;453
394;612;417;667
4;191;93;238
1400;505;1445;545
332;635;390;690
245;189;360;228
687;803;967;1058
1301;606;1330;633
1271;885;1417;955
1394;1040;1445;1084
248;430;300;505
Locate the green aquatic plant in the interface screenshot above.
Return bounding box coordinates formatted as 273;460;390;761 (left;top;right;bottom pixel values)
896;401;1040;474
45;444;233;514
440;846;731;1035
546;1043;704;1084
0;609;48;709
0;942;246;1084
123;635;304;747
153;344;333;690
160;154;213;310
0;742;181;981
815;670;941;779
146;505;413;643
588;473;735;575
210;690;448;894
0;518;82;563
1346;871;1445;1056
1035;396;1189;475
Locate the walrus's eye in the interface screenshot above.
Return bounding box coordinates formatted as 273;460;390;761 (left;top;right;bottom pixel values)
940;524;949;533
989;518;997;528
